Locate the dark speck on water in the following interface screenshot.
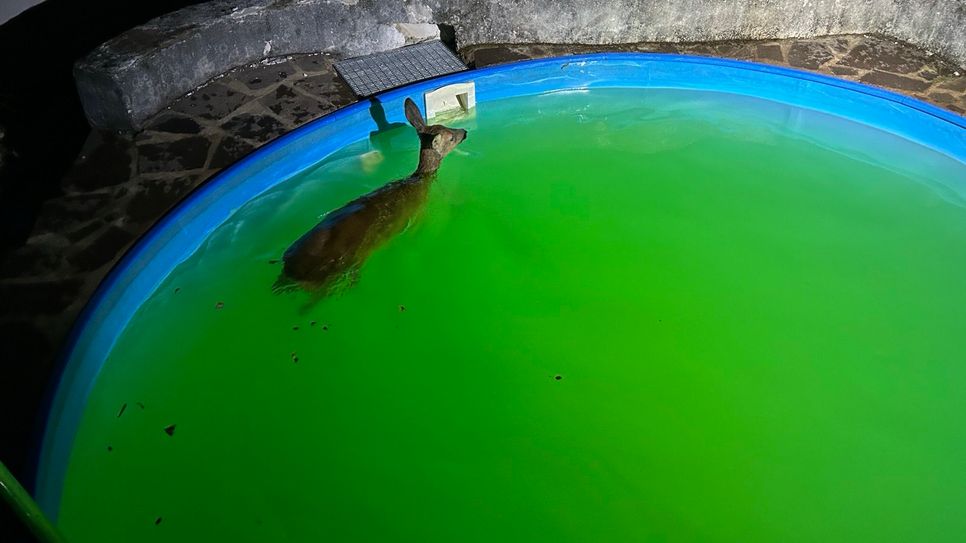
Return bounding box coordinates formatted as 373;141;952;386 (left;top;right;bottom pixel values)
107;445;113;452
155;517;163;526
164;424;176;436
554;374;563;381
292;325;299;331
322;325;328;331
174;287;181;294
291;351;299;363
269;259;279;265
137;402;145;410
116;403;127;418
215;301;224;310
399;305;406;312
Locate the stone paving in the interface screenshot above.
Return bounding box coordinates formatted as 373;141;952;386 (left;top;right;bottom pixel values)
0;34;963;477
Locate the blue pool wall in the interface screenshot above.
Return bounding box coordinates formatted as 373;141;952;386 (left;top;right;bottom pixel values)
35;53;966;518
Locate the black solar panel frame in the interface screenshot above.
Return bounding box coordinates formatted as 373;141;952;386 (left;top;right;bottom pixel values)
334;41;468;97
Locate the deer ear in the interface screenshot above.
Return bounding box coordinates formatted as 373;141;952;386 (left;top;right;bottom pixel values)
404;98;426;131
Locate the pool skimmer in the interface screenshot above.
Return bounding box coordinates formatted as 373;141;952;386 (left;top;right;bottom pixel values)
423;82;476;120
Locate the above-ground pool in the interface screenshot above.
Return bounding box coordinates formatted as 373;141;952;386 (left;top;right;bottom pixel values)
37;54;966;542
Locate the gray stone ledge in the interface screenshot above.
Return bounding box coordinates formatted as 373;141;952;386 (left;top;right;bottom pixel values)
75;0;436;129
76;0;966;130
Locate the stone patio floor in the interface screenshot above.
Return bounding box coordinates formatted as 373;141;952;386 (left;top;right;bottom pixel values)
0;34;964;477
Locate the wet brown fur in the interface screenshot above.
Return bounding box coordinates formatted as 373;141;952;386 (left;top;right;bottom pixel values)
275;98;467;294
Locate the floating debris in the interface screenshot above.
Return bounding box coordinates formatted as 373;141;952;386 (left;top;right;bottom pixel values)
291;352;299;363
268;259;279;265
215;301;225;310
116;403;127;418
155;517;163;526
399;305;406;312
136;402;145;410
554;374;563;381
163;424;176;436
322;325;328;331
310;321;316;327
174;287;181;294
107;445;113;452
292;325;299;331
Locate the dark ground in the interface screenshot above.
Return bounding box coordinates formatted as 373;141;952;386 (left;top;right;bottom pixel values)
0;2;210;540
0;0;207;254
0;13;964;541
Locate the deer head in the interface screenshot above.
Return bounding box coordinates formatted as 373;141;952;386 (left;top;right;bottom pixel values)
404;97;467;175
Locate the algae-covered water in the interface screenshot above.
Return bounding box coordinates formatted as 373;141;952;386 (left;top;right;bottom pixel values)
57;88;966;542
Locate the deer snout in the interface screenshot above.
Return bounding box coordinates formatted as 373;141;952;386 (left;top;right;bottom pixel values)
455;129;467;143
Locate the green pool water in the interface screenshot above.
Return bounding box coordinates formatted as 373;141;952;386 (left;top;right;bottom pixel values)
58;88;966;542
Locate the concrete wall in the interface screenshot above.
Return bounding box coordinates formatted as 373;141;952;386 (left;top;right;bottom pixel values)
74;0;966;130
434;0;966;65
889;0;966;67
435;0;893;45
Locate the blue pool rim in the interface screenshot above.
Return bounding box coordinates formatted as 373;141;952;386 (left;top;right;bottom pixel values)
32;52;966;518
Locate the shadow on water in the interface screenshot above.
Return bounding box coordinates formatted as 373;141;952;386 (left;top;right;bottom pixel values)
367;98;410;156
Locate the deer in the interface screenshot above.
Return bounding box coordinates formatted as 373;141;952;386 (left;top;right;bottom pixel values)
274;98;468;296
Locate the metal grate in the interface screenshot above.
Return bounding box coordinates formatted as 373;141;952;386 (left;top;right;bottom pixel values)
334;41;468;97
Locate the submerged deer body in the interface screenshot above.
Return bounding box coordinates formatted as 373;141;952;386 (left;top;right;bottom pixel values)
275;98;467;294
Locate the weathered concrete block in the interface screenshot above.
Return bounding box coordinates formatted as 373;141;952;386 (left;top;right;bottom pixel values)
75;0;434;130
394;23;442;44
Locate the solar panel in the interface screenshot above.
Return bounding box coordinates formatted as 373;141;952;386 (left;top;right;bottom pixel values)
335;41;468;97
